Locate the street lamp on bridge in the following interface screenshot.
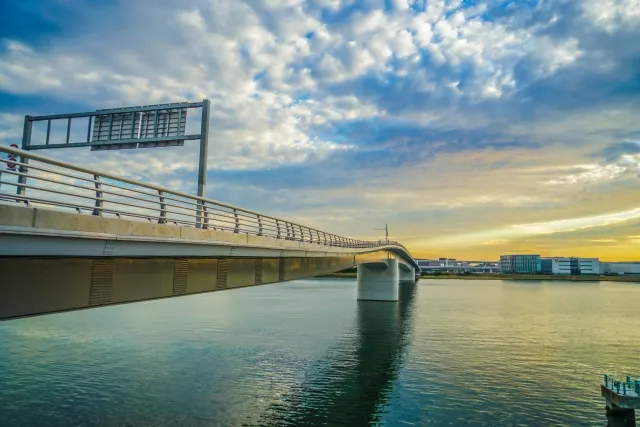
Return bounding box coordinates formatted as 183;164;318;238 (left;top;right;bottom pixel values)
374;224;389;243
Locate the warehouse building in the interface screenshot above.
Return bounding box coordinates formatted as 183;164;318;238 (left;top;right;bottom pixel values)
540;257;600;275
600;262;640;275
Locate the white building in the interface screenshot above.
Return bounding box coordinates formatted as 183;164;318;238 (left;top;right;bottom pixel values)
578;258;600;275
541;257;600;275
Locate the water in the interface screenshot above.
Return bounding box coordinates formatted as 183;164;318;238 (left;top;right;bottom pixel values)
0;278;638;426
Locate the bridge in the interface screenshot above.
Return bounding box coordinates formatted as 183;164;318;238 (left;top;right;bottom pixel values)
0;145;419;321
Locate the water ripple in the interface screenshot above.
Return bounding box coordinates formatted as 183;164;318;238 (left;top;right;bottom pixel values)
0;279;638;426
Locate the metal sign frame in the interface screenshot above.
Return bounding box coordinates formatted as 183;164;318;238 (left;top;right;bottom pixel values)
17;99;211;201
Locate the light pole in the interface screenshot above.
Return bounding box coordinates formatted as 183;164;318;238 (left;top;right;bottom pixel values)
374;224;388;243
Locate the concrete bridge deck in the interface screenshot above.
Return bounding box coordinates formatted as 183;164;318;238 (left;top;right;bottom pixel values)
0;145;418;320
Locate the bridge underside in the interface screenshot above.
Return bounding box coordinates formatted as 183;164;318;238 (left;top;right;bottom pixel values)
0;256;362;320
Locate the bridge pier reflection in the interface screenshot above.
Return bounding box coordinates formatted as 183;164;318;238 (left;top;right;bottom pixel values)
258;282;417;426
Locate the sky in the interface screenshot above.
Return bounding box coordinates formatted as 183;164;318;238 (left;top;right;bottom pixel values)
1;0;639;261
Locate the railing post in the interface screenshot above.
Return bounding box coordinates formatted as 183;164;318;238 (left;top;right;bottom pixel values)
196;201;204;229
276;219;281;239
309;228;313;243
202;205;208;229
291;223;296;241
258;215;263;236
93;174;103;216
233;209;239;233
299;225;304;242
158;190;166;224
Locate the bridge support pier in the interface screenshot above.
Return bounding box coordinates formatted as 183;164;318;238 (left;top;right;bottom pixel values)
399;265;415;283
357;259;399;302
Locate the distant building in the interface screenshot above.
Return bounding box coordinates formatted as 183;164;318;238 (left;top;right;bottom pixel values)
600;262;640;275
417;258;464;268
578;258;600;275
415;259;500;273
500;255;541;274
541;257;600;275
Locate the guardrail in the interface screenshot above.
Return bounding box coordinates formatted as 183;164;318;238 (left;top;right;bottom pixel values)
604;375;640;396
0;145;411;253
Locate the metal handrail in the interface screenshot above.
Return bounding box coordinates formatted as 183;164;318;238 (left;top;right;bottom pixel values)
0;145;414;255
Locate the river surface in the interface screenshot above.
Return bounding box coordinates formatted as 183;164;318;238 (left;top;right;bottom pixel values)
1;278;639;426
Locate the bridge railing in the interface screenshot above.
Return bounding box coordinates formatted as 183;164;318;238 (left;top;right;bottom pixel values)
0;145;411;252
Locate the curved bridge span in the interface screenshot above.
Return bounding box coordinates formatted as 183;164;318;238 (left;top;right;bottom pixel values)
0;146;418;320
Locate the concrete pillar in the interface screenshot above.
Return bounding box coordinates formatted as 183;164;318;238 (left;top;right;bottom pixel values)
398;264;415;283
357;259;399;301
605;403;636;425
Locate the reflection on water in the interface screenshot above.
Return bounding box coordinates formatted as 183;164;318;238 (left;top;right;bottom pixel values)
258;283;416;426
608;413;637;427
0;278;639;426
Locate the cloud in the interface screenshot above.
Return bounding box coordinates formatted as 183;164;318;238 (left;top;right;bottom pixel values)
426;207;640;247
596;141;640;163
1;0;640;260
0;113;23;141
543;140;640;185
582;0;640;32
544;163;629;185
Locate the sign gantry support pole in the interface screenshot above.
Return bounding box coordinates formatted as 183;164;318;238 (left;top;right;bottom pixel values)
197;99;210;199
17;115;33;199
196;99;210;228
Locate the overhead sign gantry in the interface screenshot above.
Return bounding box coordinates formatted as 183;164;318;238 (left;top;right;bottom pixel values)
17;99;211;199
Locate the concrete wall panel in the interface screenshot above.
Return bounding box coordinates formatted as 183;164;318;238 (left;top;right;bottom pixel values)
0;258;92;318
186;259;218;294
227;258;256;289
0;204;35;227
261;258;280;284
284;257;302;281
283;256;355;281
111;259;174;303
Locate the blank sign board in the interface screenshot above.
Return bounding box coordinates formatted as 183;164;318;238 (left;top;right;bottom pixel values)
23;100;204;152
92;109;187;142
90;140;185;151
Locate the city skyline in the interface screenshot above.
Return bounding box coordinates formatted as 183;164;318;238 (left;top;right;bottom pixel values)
1;0;639;261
